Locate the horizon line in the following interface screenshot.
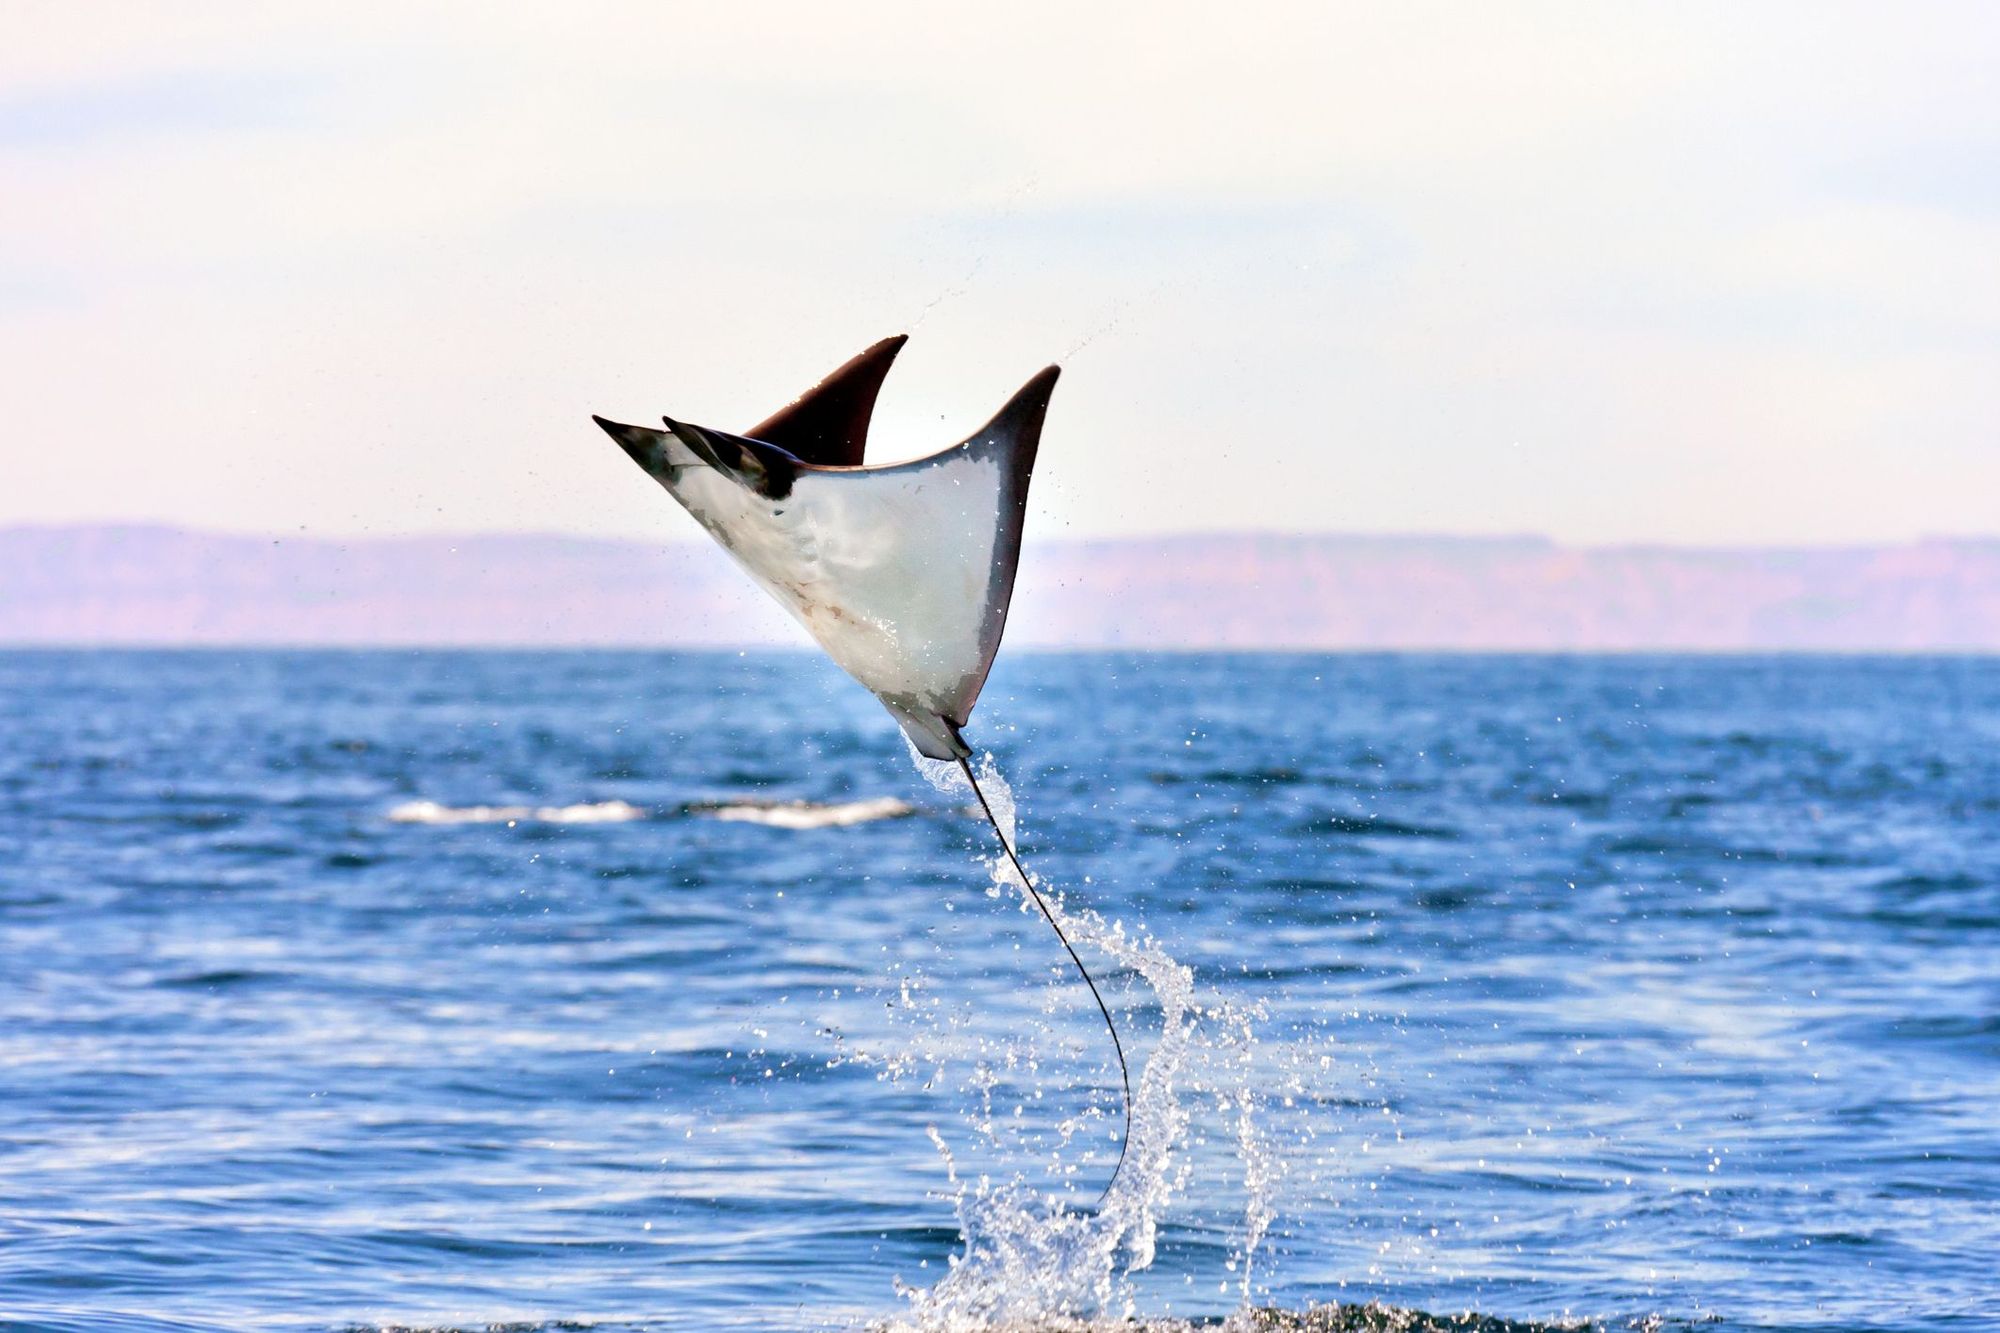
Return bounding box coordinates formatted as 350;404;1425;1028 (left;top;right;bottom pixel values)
7;520;2000;557
4;642;1997;660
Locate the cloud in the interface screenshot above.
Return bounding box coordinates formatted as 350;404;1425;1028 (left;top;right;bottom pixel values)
3;1;1996;545
0;68;321;150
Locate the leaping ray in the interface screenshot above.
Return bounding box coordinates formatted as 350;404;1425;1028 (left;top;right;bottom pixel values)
591;339;1132;1200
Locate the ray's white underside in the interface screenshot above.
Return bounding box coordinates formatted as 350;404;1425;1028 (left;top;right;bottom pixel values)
664;430;1009;758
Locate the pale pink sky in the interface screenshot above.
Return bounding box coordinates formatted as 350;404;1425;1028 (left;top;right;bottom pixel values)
4;2;1997;546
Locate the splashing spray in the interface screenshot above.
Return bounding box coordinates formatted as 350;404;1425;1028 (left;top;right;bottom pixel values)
881;752;1284;1331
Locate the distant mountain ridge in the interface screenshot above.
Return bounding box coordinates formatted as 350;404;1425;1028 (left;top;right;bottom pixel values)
3;524;1998;650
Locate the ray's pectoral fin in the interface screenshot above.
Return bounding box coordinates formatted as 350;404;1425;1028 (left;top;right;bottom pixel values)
591;414;677;487
661;416;800;501
590;413;802;503
861;364;1059;761
746;334;906;467
951;364;1059;677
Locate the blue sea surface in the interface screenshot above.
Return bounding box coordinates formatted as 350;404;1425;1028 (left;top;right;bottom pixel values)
1;650;1996;1332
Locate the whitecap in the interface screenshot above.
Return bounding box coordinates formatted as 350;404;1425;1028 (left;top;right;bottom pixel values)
696;797;915;829
386;799;648;826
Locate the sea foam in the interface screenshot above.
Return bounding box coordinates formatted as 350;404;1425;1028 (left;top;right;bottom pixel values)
695;797;916;829
386;799;648;825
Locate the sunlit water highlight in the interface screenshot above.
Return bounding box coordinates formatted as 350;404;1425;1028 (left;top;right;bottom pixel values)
1;650;1995;1333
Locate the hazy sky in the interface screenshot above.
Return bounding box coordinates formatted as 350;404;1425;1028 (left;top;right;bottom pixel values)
5;3;1997;545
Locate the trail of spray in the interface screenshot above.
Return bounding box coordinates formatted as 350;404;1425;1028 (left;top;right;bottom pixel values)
878;752;1282;1331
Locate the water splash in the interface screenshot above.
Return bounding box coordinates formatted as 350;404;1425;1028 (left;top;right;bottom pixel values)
879;752;1284;1330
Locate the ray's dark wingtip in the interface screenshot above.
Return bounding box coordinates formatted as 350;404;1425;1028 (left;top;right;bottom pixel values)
590;412;635;444
1018;363;1062;404
840;333;908;373
977;364;1062;444
592;414;677;482
591;412;656;438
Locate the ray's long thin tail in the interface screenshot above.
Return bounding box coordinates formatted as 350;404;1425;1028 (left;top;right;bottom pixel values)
955;756;1131;1204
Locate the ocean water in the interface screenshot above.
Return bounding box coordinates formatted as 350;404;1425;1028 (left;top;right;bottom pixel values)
2;650;1996;1333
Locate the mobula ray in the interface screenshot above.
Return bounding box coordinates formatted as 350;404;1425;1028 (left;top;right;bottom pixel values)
592;337;1131;1197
